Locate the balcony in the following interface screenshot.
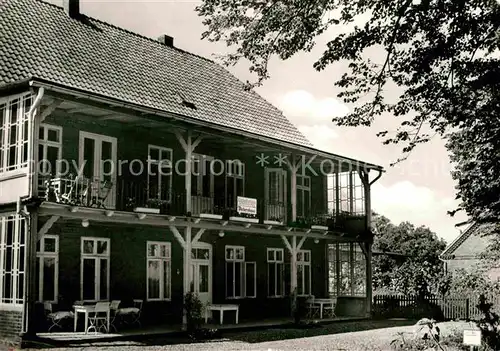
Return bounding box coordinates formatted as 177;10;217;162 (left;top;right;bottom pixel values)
39;176;367;235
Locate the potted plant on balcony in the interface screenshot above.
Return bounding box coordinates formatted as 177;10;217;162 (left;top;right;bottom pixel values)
229;211;259;224
310;214;329;231
289;216;311;229
199;205;223;220
263;216;284;226
134;198;168;215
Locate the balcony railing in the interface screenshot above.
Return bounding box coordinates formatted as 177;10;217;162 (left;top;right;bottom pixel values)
39;176;367;233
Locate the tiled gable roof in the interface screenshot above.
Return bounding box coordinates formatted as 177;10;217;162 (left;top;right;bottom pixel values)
0;0;313;147
440;222;495;259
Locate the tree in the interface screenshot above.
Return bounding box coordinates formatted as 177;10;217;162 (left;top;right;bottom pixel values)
196;0;500;225
371;213;447;295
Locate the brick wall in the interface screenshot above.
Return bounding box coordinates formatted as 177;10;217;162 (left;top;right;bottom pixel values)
0;309;23;347
40;218;329;325
445;231;491;275
43;112;328;214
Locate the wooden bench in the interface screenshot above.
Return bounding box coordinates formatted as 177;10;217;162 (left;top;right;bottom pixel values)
205;304;239;325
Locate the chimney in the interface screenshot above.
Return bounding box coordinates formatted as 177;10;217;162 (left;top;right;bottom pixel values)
157;35;174;48
63;0;80;18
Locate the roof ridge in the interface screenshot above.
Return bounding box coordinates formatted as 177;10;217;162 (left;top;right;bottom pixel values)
36;0;215;64
441;222;480;257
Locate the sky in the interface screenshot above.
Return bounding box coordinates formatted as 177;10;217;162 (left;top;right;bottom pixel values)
49;0;468;244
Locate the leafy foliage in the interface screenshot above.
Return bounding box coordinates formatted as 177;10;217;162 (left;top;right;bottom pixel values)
476;294;500;350
196;0;500;225
184;290;203;333
391;318;444;351
372;213;447;296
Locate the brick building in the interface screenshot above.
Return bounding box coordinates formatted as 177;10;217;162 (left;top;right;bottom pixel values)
440;222;500;280
0;0;384;347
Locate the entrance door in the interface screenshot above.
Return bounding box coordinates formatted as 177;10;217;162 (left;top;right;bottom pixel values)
264;168;287;222
190;242;212;307
79;131;117;208
191;154;214;215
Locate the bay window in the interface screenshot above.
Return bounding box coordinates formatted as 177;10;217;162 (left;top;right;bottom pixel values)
81;237;110;302
36;235;59;303
0;214;26;307
147;145;172;201
225;246;256;298
0;93;32;174
267;248;284;297
329;243;366;297
146;241;171;301
327;172;365;215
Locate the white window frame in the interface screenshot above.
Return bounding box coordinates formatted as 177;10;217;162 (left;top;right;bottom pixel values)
146;241;171;301
36;235;59;303
225;245;256;299
0;93;32;175
38;124;63;186
0;214;27;310
147;145;173;202
225;160;245;208
296;174;311;217
80;237;110;302
78;131;118;209
296;249;311;296
267;248;285;298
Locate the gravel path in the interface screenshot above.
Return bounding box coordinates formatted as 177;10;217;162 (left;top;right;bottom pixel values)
26;321;469;351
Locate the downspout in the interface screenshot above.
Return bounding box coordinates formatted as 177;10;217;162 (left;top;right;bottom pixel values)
20;86;44;337
360;168;383;319
27;87;45;198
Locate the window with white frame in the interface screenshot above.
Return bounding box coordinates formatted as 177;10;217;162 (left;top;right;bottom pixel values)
225;160;245;209
0;214;27;307
146;241;171;301
147;145;173;201
0;93;32;173
329;242;366;297
81;237;110;302
38;124;62;187
225;246;256;298
36;235;59;303
267;248;284;297
296;250;311;296
296;174;311;217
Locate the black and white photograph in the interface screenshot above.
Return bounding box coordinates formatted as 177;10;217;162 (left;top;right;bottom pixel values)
0;0;499;350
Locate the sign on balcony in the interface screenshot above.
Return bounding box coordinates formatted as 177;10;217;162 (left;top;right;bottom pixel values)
237;196;257;216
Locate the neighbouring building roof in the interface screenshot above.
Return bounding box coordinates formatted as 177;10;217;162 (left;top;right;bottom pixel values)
0;0;313;147
440;222;496;260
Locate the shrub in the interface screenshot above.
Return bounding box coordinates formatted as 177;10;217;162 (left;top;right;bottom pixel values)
476;294;500;350
184;290;203;333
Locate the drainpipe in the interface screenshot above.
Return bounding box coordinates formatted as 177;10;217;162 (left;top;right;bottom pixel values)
27;87;45;198
21;87;44;338
360;168;383;319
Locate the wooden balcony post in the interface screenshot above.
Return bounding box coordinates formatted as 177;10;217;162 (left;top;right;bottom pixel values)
291;236;297;293
185;132;192;214
175;130;203;215
183;226;192;327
